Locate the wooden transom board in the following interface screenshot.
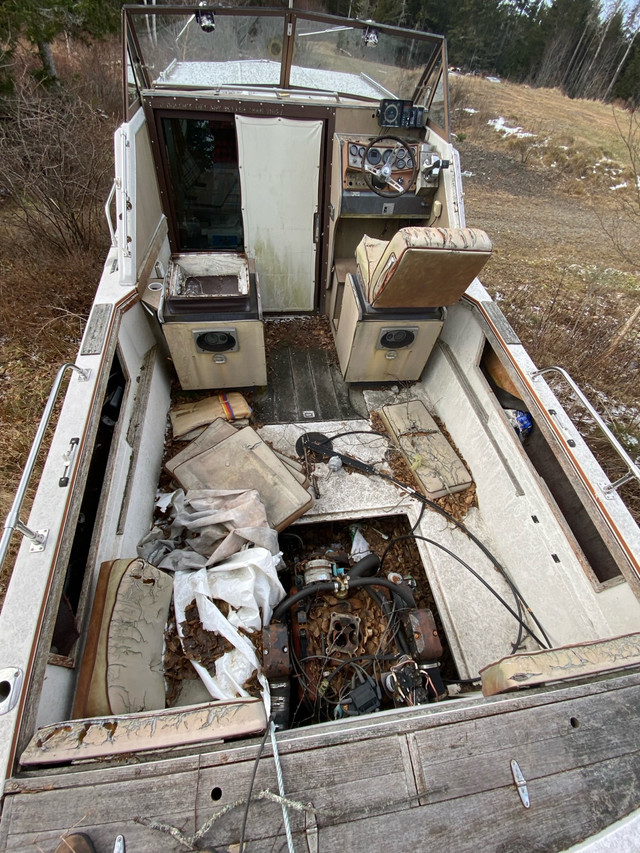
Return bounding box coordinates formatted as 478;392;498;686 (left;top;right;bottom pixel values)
381;400;472;499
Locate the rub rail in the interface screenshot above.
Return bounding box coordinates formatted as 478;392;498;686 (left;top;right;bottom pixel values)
0;363;91;570
531;365;640;494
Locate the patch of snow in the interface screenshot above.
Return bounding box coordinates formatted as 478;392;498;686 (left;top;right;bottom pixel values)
610;182;628;191
488;116;534;138
463;107;477;114
486;76;501;83
461;170;473;177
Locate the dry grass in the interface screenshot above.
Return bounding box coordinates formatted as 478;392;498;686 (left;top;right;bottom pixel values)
451;73;640;520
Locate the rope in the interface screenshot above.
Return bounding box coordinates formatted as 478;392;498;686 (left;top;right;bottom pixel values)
270;720;296;853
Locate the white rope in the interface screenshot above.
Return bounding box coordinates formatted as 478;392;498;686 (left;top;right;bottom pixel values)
270;720;296;853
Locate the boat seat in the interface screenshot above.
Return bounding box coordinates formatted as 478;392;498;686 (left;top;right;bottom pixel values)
71;558;268;752
73;558;174;718
355;226;492;309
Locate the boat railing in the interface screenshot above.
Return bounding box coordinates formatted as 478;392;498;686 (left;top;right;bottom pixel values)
104;180;117;248
0;363;91;572
531;365;640;495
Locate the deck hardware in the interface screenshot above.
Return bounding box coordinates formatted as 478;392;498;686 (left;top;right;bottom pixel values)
105;180;118;247
27;528;49;553
305;805;318;853
510;759;530;808
0;668;23;715
113;835;125;853
59;437;80;487
0;363;90;570
531;366;640;492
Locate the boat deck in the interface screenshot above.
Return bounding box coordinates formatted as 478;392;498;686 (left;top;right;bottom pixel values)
2;671;639;852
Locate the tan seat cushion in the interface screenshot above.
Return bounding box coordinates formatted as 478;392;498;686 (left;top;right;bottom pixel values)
73;558;173;718
356;226;492;308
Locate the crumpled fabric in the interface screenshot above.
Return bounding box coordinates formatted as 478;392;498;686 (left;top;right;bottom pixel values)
136;488;286;711
172;547;286;708
137;488;280;569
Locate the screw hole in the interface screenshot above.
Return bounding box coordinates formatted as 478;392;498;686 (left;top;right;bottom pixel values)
570;717;580;728
211;786;223;801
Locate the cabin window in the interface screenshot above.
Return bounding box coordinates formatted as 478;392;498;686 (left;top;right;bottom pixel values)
161;115;243;252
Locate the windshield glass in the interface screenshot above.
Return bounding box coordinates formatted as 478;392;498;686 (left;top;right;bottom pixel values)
291;20;439;100
131;12;287;88
127;7;443;102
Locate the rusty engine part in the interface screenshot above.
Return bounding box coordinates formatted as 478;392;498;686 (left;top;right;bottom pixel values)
270;545;444;726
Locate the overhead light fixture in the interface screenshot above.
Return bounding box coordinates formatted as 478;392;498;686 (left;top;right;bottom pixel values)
196;2;215;33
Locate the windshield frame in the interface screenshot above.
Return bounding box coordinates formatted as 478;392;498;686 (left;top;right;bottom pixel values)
123;5;447;121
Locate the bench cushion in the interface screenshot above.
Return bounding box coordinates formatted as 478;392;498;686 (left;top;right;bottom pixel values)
73;558;173;718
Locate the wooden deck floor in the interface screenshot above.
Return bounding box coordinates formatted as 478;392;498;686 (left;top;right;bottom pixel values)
1;671;639;852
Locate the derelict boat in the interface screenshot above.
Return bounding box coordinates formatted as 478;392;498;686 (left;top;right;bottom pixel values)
1;5;640;851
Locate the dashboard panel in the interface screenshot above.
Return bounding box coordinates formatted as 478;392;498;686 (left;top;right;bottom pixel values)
342;139;419;192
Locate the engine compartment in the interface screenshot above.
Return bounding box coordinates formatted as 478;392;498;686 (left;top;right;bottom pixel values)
264;515;458;729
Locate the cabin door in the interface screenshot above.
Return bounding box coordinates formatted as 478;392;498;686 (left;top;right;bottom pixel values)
235;115;322;312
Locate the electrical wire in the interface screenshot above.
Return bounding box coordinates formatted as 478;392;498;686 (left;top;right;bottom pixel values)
238;714;273;853
302;436;552;651
380;534;550;649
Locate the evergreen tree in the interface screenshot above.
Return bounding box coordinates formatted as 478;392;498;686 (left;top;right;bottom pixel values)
0;0;122;87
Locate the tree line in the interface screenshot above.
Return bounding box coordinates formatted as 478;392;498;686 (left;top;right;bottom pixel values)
333;0;640;105
1;1;638;104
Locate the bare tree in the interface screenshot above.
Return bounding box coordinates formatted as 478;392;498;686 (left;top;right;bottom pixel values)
0;81;113;256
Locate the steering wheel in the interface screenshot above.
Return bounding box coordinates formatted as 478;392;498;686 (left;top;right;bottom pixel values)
362;135;418;198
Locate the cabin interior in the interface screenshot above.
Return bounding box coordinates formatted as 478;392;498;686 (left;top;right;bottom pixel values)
6;8;640;770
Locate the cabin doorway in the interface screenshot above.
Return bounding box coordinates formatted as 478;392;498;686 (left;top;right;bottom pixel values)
235;115;323;312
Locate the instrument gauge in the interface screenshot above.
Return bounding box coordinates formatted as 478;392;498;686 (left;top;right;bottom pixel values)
359;146;365;157
350;144;359;156
382;149;394;164
367;148;382;165
397;158;406;170
405;157;413;169
397;148;407;159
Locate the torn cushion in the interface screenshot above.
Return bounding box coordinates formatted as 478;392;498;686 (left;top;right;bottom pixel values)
73;558;173;718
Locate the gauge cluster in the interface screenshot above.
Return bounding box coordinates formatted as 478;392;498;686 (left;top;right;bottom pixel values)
343;139;418;192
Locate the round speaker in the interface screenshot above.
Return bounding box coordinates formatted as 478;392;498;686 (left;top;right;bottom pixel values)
196;330;237;352
379;329;415;349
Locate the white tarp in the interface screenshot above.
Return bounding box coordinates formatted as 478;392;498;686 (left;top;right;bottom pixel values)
137;489;285;710
235;115;322;311
173;547;285;708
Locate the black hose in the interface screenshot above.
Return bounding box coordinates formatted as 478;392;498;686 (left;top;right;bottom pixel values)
272;574;415;621
350;576;415;608
349;553;381;578
272;582;335;621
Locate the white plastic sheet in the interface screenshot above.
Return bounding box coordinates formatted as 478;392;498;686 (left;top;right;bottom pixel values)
138;488;280;570
172;547;285;709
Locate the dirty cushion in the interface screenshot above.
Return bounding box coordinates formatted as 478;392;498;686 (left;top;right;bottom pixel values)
73;558;173;718
355;226;492;308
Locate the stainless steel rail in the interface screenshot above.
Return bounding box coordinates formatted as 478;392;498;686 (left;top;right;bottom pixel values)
531;365;640;494
0;363;91;571
104;180;117;248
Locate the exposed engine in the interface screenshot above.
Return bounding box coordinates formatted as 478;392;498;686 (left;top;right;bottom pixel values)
262;542;447;728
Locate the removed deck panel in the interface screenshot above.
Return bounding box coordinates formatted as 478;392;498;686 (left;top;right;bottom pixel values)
167;424;312;531
380;400;472;499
